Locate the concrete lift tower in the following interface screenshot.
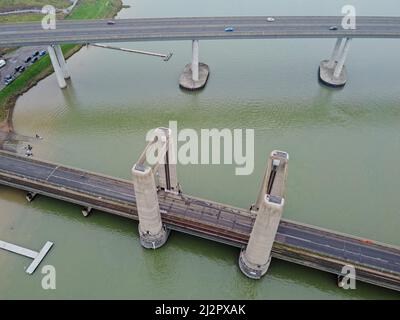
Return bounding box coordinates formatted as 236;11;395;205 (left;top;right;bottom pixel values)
132;128;179;249
239;150;289;279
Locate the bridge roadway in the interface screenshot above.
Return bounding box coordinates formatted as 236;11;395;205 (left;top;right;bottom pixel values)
0;150;399;291
2;16;400;47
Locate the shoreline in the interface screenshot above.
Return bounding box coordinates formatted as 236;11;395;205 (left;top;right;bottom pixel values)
0;0;123;130
0;108;13;133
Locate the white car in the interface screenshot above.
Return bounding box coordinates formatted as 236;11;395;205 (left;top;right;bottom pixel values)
267;17;275;22
0;59;6;68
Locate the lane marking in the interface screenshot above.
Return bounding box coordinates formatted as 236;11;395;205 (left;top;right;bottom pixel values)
0;154;55;171
46;165;60;182
50;174;134;200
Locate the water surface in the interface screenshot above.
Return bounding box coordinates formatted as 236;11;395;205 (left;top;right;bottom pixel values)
1;0;400;299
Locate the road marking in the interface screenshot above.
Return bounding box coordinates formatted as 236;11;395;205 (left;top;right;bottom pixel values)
0;154;55;172
283;234;312;244
46;165;60;181
50;173;134;199
359;254;389;263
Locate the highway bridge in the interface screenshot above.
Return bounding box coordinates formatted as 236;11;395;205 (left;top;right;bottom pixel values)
1;16;400;88
2;16;400;46
0;149;399;292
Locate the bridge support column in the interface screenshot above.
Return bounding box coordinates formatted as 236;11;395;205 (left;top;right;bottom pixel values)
26;192;37;202
319;38;352;87
132;127;179;249
132;164;169;249
47;45;69;89
54;45;70;79
82;207;92;217
179;40;210;90
192;40;199;81
327;38;343;68
239;151;289;279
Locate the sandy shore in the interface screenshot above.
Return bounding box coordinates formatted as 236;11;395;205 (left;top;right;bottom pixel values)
0;109;13;133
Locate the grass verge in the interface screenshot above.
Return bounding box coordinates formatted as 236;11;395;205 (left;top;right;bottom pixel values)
0;0;71;12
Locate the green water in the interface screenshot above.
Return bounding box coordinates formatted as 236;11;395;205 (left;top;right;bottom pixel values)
1;0;400;299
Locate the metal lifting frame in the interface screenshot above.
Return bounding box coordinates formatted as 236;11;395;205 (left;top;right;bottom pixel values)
134;127;179;193
252;150;289;212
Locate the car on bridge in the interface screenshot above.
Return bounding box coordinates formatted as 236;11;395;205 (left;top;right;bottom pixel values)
329;25;338;31
267;17;275;22
224;27;235;32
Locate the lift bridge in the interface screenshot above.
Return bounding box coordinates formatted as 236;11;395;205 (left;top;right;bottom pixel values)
0;128;399;291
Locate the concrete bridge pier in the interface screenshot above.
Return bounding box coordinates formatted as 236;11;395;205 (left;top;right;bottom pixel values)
54;45;70;80
82;206;92;217
132;164;169;249
179;40;210;90
319;38;352;87
132;127;179;249
48;45;70;89
26;192;37;202
239;150;289;279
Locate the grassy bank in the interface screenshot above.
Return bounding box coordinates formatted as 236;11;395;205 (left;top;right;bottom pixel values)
0;12;66;24
0;0;123;121
0;0;70;23
0;0;71;11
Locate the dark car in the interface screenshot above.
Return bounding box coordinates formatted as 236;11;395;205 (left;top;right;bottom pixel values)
5;78;13;85
20;66;25;72
32;51;40;57
25;56;32;63
329;26;338;31
31;56;39;63
15;65;23;72
39;50;47;57
107;20;116;25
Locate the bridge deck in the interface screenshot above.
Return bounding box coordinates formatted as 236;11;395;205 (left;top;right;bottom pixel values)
2;16;400;47
0;150;399;291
